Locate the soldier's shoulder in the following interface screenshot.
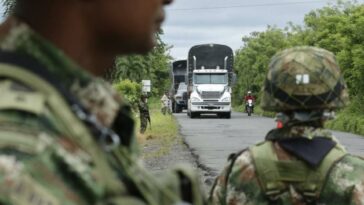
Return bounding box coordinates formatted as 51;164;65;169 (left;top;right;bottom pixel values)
0;78;61;133
330;154;364;175
0;79;46;114
226;148;257;182
0;115;104;205
320;154;364;203
0;137;99;205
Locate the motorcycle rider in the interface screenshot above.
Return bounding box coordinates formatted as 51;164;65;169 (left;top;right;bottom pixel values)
244;91;255;113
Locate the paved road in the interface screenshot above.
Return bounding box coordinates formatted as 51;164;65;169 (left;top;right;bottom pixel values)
175;111;364;174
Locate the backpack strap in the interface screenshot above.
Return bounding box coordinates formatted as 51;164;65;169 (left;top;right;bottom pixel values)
250;141;347;201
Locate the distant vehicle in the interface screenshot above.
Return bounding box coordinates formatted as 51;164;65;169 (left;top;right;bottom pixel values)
171;60;188;113
246;99;254;116
186;44;235;119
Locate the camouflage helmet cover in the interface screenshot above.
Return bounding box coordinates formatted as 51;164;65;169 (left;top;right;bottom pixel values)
261;46;349;112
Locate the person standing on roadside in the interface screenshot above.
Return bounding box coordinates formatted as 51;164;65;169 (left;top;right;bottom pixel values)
161;91;171;115
210;47;364;205
0;0;206;204
139;94;150;134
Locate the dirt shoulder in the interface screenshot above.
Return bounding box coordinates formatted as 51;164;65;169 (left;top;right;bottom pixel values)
141;130;216;192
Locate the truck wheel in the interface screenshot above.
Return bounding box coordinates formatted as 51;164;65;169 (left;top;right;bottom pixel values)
177;105;183;113
225;112;231;119
172;102;176;113
174;103;178;113
247;108;252;116
190;112;199;118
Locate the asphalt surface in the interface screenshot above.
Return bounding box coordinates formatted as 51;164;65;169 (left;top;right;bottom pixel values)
175;111;364;174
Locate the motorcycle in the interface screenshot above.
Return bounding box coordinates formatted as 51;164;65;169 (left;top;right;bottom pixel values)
246;99;254;116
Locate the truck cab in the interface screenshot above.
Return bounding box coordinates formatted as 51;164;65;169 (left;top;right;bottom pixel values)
188;69;231;118
187;44;234;119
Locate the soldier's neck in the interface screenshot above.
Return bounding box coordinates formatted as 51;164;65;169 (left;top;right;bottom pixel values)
13;3;114;77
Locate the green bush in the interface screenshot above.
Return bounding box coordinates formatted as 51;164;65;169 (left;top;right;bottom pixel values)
114;79;142;109
325;98;364;136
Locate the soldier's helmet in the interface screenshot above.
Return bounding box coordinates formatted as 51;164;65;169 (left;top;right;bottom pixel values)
261;46;349;112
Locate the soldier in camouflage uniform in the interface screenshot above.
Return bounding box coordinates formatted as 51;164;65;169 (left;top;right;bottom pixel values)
0;0;206;205
139;95;150;134
210;47;364;205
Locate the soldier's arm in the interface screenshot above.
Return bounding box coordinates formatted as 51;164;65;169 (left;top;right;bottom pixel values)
320;155;364;205
209;162;231;205
209;150;258;205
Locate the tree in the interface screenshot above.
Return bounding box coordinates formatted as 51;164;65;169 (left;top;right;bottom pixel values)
110;33;172;96
233;27;290;105
233;1;364;113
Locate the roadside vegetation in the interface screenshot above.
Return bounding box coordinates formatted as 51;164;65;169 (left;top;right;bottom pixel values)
233;1;364;136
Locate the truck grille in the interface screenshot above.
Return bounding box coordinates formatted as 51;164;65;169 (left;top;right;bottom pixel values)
201;91;221;99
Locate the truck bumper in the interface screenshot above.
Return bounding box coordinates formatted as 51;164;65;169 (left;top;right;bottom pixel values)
190;102;231;113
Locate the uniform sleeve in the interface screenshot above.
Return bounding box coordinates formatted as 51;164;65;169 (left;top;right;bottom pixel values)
0;154;66;205
321;155;364;205
209;150;263;205
209;161;231;205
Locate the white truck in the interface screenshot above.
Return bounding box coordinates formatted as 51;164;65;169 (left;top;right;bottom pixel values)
187;44;235;119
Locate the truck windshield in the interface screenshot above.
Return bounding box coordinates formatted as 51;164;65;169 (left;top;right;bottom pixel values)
194;73;228;84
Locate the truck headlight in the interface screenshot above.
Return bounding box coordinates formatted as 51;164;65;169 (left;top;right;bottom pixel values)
191;97;202;102
221;97;231;102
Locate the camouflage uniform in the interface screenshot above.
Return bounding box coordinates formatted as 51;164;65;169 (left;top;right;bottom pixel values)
138;98;150;134
0;19;205;205
209;47;364;205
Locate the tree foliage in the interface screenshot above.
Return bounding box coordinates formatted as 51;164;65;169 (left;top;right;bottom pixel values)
113;79;142;110
109;34;172;97
234;1;364;114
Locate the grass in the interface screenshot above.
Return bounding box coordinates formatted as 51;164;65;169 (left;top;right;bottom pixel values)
135;98;179;158
325;110;364;136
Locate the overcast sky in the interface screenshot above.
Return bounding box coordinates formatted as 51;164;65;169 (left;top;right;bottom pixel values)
162;0;363;60
0;1;362;60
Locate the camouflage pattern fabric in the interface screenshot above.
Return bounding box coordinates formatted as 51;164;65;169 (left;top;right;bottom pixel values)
209;126;364;205
261;46;349;112
0;18;206;205
138;100;149;134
